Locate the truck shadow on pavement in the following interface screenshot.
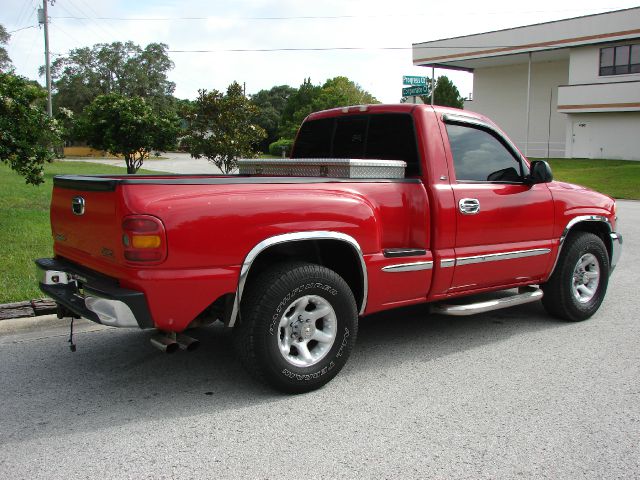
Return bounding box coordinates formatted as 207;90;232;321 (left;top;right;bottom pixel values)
0;301;571;444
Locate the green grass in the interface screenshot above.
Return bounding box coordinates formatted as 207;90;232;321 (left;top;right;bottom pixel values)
537;158;640;200
0;161;162;304
1;157;637;304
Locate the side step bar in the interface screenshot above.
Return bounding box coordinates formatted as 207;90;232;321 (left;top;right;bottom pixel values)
431;287;543;316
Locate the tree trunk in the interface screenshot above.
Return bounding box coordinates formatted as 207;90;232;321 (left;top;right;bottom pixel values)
125;154;136;174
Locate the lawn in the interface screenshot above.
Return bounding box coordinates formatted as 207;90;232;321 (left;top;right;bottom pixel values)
0;157;637;304
539;158;640;200
0;161;162;304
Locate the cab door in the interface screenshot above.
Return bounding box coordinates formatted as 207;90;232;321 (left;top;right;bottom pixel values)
442;117;555;292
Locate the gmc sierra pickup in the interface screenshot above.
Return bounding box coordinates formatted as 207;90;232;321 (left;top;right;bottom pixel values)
36;104;622;392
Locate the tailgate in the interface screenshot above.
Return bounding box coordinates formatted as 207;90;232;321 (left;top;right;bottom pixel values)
50;176;123;267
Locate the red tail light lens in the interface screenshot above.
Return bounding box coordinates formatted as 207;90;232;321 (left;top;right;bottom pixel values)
122;215;167;263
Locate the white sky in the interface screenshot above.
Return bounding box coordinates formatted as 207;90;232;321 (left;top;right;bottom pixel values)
2;1;639;103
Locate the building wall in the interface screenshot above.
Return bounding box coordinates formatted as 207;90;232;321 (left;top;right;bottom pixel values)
568;45;640;85
463;59;569;158
564;112;640;160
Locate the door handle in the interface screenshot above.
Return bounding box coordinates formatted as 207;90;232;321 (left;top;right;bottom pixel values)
459;198;480;215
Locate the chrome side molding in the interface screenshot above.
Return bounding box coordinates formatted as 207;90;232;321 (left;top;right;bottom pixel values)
456;248;550;266
382;261;433;273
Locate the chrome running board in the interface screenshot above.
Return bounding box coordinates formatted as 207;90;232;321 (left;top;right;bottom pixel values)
431;287;543;316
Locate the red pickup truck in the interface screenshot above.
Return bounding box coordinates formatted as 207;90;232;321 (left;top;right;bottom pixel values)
37;104;622;392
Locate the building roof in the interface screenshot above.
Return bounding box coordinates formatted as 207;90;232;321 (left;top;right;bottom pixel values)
413;7;640;70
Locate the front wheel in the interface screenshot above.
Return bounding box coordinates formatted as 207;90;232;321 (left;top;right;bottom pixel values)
234;262;358;393
541;232;610;321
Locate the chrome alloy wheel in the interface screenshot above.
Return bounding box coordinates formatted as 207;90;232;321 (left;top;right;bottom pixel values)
571;253;600;303
278;295;337;368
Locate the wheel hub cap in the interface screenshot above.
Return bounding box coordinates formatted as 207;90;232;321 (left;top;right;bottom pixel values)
277;295;337;368
571;253;600;304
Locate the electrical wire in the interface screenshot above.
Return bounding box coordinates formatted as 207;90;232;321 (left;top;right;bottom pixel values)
168;47;411;53
12;0;33;29
48;7;617;22
8;25;38;34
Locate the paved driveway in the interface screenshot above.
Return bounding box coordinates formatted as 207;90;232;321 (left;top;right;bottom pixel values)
63;152;226;174
0;201;637;479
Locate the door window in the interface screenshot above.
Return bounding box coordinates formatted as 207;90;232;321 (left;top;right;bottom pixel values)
445;123;524;182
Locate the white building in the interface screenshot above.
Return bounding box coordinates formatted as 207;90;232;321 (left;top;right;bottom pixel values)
412;7;640;160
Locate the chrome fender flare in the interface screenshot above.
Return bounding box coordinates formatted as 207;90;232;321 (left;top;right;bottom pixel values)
229;231;368;328
547;215;615;279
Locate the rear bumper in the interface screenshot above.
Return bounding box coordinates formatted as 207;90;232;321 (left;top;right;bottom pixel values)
35;257;153;329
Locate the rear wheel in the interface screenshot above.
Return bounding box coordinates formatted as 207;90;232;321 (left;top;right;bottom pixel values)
234;262;358;393
542;232;609;321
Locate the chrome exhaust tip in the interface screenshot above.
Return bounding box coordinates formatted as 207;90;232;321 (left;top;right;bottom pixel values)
176;333;200;352
150;334;179;354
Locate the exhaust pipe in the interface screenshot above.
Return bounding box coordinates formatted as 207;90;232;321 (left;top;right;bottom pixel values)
175;333;200;352
150;333;179;354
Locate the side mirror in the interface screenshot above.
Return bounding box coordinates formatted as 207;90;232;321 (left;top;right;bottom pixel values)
528;160;553;184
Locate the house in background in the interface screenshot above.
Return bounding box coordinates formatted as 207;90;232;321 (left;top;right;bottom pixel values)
412;7;640;160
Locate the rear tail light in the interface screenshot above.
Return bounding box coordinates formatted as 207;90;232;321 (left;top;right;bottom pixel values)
122;215;167;263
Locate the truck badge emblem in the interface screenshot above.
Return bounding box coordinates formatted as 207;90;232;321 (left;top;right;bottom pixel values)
72;196;85;215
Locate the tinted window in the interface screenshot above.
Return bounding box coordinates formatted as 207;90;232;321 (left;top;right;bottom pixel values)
292;113;420;176
445;123;522;182
333;116;367;158
600;44;640;75
367;114;420;176
294;118;333;158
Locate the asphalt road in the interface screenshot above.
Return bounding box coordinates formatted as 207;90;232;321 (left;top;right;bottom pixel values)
0;201;638;479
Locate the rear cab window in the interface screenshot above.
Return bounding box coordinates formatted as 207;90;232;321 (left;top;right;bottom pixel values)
293;113;421;177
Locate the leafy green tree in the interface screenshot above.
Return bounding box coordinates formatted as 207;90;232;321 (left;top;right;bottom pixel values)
279;78;321;139
250;85;296;151
0;72;61;185
80;93;179;174
279;77;379;139
49;41;175;115
0;24;11;71
313;76;378;111
430;76;464;109
184;82;266;174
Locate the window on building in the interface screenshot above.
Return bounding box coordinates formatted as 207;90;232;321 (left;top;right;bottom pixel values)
600;44;640;76
445;123;524;183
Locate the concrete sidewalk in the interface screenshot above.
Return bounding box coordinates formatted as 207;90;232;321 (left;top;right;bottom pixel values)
62;152;225;174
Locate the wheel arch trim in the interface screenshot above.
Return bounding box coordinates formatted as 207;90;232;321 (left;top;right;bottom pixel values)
547;215;613;278
229;231;368;328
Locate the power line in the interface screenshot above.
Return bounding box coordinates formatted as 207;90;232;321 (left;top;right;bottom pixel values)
55;0;114;41
49;43;547;57
48;7;617;22
168;47;411;53
8;25;38;34
74;0;122;39
12;0;33;29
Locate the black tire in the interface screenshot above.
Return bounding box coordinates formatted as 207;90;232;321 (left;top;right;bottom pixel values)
541;232;609;321
233;262;358;393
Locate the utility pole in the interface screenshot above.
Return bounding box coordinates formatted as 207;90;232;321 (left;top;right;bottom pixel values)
38;1;53;117
430;67;435;106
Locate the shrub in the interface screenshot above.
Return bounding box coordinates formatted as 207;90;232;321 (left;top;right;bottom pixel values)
269;138;294;157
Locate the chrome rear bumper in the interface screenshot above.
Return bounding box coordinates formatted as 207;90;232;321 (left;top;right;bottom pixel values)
35;258;153;329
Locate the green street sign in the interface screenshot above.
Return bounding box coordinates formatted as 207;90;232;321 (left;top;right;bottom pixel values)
403;75;427;86
402;85;428;96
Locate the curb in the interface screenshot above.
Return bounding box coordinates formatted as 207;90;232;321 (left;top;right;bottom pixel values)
0;299;57;321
